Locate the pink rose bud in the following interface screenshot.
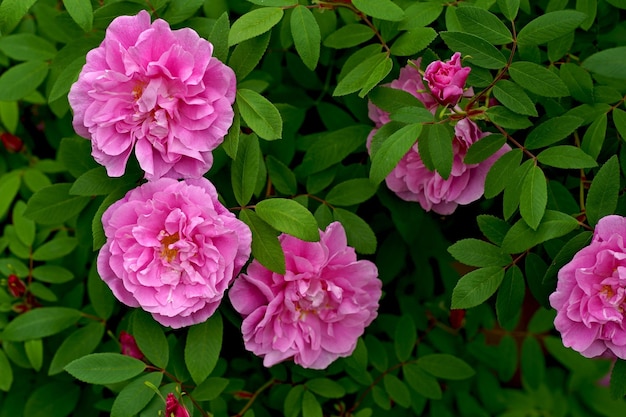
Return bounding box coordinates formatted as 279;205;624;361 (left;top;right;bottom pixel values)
424;52;471;106
7;274;26;298
550;215;626;359
1;133;24;153
165;393;190;417
120;331;143;360
68;11;236;180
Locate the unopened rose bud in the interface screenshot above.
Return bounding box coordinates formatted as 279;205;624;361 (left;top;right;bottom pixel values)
12;302;29;314
165;393;190;417
7;275;26;298
449;309;466;329
424;52;472;107
120;331;144;360
1;132;24;153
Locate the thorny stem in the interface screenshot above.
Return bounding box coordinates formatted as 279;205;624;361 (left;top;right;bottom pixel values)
232;378;279;417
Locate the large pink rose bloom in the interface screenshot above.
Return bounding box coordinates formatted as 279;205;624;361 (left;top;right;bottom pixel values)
424;52;472;107
97;178;251;328
69;11;236;180
229;222;381;369
550;215;626;359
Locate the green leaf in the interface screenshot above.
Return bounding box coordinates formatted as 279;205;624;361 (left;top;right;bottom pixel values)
24;183;91;225
496;265;525;328
399;2;443;29
508;61;569;97
325;179;378;206
560;63;594;104
323;24;374;49
298;125;370;176
525;116;584;149
403;363;442;399
0;100;19;133
306;378;346;399
389;106;435;124
484;149;523;198
501;210;580;253
581;113;607;159
477;214;511;246
0;171;21;219
368;86;425;113
132;311;169;370
417;354;476;380
266;156;297;195
228;32;271;81
521;336;544;389
185;313;223;385
439;31;507;69
419;124;454;179
583;47;626;80
2;307;82;341
492;80;538;116
248;0;297;5
370;123;421;185
333;208;377;254
0;34;57;61
58;137;99;178
255;198;319;242
302;390;323;417
517;10;586;46
542;231;592;288
32;237;77;261
456;6;513;44
62;0;93;31
191;377;229;401
24;339;43;371
110;372;163;417
485;106;532;130
448;238;511;267
614;108;626;142
464;134;507;164
358;56;393;98
610;359;626;400
228;7;283;46
12;200;35;247
383;374;411;408
64;353;146;384
239;209;285;274
0;60;48;101
48;323;104;376
162;0;204;24
536;146;597;169
520;165;547;230
285;385;305;417
0;0;38;34
0;349;12;391
352;0;405;21
231;134;261;206
390;27;437;56
23;382;80;417
237;89;283;140
334;53;387;97
291;6;320;71
586;155;619;227
497;0;520;20
70;167;136;196
451;266;505;309
394;315;416;361
88;263;116;319
208;12;230;63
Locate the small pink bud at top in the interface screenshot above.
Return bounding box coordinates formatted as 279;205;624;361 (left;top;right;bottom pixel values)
120;331;143;360
424;52;472;107
7;274;26;298
1;133;24;153
165;393;190;417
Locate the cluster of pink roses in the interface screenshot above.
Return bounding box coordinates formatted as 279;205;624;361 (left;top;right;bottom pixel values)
70;11;381;370
368;53;511;215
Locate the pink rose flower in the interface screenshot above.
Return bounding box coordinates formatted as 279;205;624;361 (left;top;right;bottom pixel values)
97;177;251;328
370;118;510;215
424;52;472;106
550;215;626;359
229;222;381;369
69;11;236;180
165;393;190;417
119;331;143;360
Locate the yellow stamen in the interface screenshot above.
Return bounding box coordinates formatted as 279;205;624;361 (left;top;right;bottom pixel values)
160;232;180;262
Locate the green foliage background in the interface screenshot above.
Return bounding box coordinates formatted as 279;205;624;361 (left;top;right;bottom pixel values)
0;0;626;416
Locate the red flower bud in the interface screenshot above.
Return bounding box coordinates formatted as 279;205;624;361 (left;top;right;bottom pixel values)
165;393;190;417
12;303;29;314
1;132;24;153
449;309;466;329
7;274;26;298
120;331;144;360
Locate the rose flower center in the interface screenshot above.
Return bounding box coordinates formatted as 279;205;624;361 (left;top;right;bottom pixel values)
160;232;180;262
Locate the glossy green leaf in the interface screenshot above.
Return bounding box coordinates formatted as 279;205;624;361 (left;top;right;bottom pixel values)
48;323;104;375
0;34;57;61
185;313;223;385
496;266;525;328
12;201;35;247
614;108;626;142
24;183;91;225
517;10;586;46
509;61;569;97
58;137;99;178
70;167;136;196
501;210;580;253
610;359;626;399
370;123;421;184
191;377;229;401
448;238;511;267
208;12;230;63
520;165;547;230
32;237;77;261
439;31;507;69
456;6;513;44
417;354;476;380
2;307;82;341
537;146;597;169
560;63;594;104
24;339;43;371
0;171;21;219
266;156;297;195
497;0;520;20
132;311;168;370
451;266;505;309
583;46;626;80
291;6;321;70
384;374;411;408
228;7;283;46
399;2;443;29
581;113;607;159
88;262;116;319
237;89;283;140
334;53;387;97
521;336;545;389
0;349;12;391
389;106;435;124
323;24;374;49
525;116;584;150
403;363;442;399
325;179;377;206
0;0;39;34
464;134;507;164
352;0;405;21
231;134;261;206
358;56;393;98
586;155;619;227
285;385;305;417
394;314;416;362
484;148;523;198
63;0;93;31
240;209;285;274
229;32;271;81
390;27;437;56
0;100;18;133
162;0;204;24
110;372;163;417
23;382;80;417
485;106;532;130
256;198;319;242
492;80;538;116
302;390;323;417
333;208;376;254
368;86;426;113
0;61;48;102
477;214;511;246
64;353;145;384
419;123;454;179
306;378;346;399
